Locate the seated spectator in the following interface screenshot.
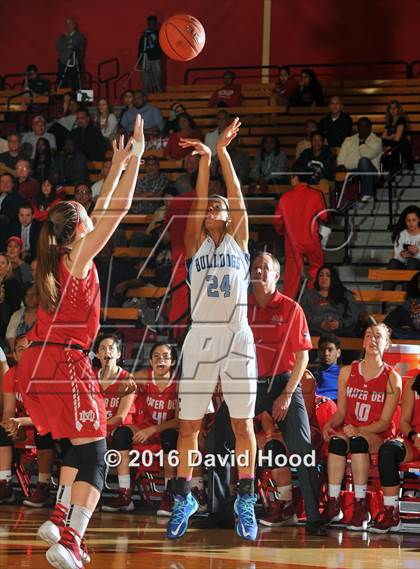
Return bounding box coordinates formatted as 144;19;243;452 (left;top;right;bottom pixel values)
15;160;39;204
0;137;7;154
0;173;27;225
208;70;242;108
118;89;135;131
33;178;63;222
131;155;169;214
164;113;202;160
212;135;250;184
51;138;88;185
56;96;79;131
175;153;199;195
382;100;412;172
24;64;50;95
270;66;299;106
74;183;95;216
249;135;287;186
319;96;353;148
10;204;42;262
0;133;29;176
337;117;383;202
209;175;225;196
296;131;336;184
165;102;187;134
6;284;38;352
301;265;359;336
314;334;341;402
7;237;32;285
120;90;164;135
96;98;118;142
290;69;324;107
70;109;107;161
0;253;23;345
91;160;112;199
384;272;420;339
21;115;56;159
32;137;52;182
295;120;318;160
205;110;230;156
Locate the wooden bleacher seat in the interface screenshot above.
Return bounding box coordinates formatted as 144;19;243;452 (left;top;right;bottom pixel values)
126;286;167;298
311;336;420;350
113;247;152;258
100;307;139;320
368;269;417;282
352;290;406;303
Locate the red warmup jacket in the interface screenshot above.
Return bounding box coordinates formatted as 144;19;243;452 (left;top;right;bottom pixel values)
208;84;243;108
274;183;328;246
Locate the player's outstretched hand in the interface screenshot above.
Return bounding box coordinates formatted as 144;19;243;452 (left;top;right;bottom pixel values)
132;114;145;158
216;117;241;150
112;134;134;170
178;138;211;158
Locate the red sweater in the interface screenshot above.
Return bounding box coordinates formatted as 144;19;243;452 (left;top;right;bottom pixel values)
164;129;203;160
209;84;242;108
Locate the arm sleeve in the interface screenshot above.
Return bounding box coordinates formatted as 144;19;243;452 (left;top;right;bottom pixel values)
290;304;313;352
336;140;347;166
341;291;359;331
393;232;405;260
102;114;118;139
5;309;22;340
359;135;383;160
0;347;6;362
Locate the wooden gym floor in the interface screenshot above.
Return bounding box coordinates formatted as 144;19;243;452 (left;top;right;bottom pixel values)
0;506;418;569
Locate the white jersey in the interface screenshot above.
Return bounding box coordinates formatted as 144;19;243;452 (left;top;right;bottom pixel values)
187;234;250;325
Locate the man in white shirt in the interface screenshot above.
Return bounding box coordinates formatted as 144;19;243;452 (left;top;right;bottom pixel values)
91;160;112;199
21;115;57;159
204;110;230;156
337;117;383;202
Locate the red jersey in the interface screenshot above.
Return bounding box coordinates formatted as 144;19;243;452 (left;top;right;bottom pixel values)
344;362;396;437
2;366;26;417
95;367;134;424
135;369;177;426
28;257;100;349
209;84;242;108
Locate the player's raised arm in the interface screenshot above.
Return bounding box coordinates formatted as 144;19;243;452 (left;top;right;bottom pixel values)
216;117;248;250
179;139;211;258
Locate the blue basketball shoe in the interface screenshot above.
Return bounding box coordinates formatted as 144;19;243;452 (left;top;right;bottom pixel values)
167;493;198;539
234;493;258;541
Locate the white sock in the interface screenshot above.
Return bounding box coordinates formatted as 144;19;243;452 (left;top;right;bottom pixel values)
0;470;12;482
67;505;92;544
329;484;341;499
384;495;399;508
56;485;72;509
118;475;131;490
276;485;292;502
191;476;204;491
39;473;51;484
354;484;367;500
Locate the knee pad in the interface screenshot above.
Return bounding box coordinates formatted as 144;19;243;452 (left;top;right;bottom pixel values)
111;426;133;451
378;440;406;487
160;429;178;454
263;439;288;469
328;436;348;456
0;425;13;447
34;431;55;450
74;439;107;493
349;436;369;454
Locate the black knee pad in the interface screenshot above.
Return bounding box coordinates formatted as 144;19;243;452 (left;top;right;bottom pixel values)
378;440;406;487
263;439;288;468
0;425;13;447
160;429;178;454
328;436;348;456
349;436;369;454
34;431;55;450
74;439;107;493
111;426;133;451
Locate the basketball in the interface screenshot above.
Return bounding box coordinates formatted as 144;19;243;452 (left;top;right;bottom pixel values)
159;14;205;61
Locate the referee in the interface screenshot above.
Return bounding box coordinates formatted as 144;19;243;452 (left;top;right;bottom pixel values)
248;252;326;535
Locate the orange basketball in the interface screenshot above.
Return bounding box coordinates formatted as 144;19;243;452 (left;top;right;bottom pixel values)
159;14;205;61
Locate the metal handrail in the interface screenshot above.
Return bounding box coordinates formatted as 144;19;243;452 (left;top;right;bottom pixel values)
114;72;133;100
97;58;120;100
2;71;93;90
185;65;281;85
6;89;33;110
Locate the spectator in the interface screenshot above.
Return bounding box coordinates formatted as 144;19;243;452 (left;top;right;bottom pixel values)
0;133;28;176
24;64;50;95
138;15;162;93
7;237;32;285
384;272;420;339
51;137;88;185
250;135;287;186
33;178;63;222
96;98;118;142
209;70;242;108
301;265;359;336
56;97;79;131
15;160;39;204
319;96;353;148
6;284;38;352
56;18;85;89
74;183;95;216
296;131;336;184
21;116;57;159
0;137;7;154
314;334;341;402
274;171;327;299
270;66;299;106
209;176;225;195
0;253;23;346
337;117;383;202
165;102;187;134
295;120;318;160
205;110;230;156
131;156;169;214
290;69;324;106
120;90;164;135
382;100;412;172
118;89;135;131
70;109;107;161
175;153;199;195
10;204;42;262
164;113;202;160
91;160;112;199
32;138;52;182
212;135;250;184
0;174;26;225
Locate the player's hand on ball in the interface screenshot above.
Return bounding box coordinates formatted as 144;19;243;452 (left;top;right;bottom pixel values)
216;117;241;150
178;138;211;158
